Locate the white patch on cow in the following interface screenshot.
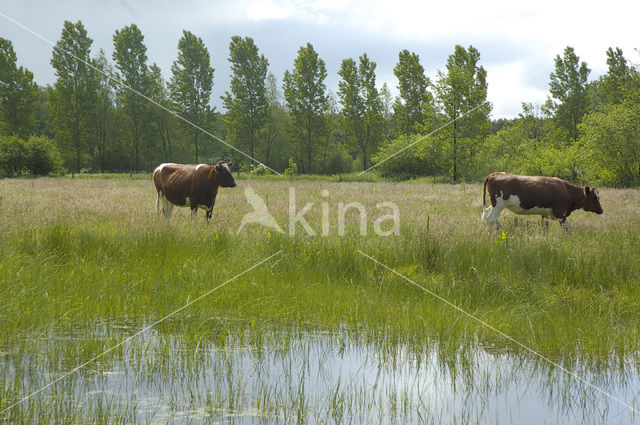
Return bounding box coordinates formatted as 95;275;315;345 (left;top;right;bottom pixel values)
593;188;599;200
195;164;206;171
485;192;555;230
154;162;173;176
220;162;230;172
503;194;554;217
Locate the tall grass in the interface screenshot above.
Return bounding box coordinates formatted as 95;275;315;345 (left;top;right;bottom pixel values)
0;176;639;423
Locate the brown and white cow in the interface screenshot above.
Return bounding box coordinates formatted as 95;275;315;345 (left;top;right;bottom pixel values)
153;161;236;221
482;172;603;230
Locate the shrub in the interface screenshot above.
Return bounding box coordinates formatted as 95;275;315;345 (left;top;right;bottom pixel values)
248;163;271;175
25;136;64;175
284;158;298;176
0;135;64;177
0;135;28;176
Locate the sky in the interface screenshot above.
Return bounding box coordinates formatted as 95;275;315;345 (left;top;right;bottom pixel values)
1;0;639;118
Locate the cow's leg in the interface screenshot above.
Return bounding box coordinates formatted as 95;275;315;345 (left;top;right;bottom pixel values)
156;192;161;215
190;199;198;219
559;219;569;231
481;205;492;221
485;205;503;231
163;199;173;219
205;208;213;222
541;216;549;229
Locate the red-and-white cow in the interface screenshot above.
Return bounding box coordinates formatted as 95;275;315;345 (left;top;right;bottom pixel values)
482;172;603;230
153;162;236;221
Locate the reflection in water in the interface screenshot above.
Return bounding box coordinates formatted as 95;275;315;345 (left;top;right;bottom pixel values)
1;328;640;424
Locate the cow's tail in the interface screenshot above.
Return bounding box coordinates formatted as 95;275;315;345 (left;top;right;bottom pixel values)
483;175;489;207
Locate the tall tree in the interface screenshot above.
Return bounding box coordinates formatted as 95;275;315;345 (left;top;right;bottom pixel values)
113;23;151;171
148;63;176;163
0;38;38;139
601;47;631;105
222;36;268;163
258;72;287;168
49;20;98;173
393;50;433;135
91;49;115;171
380;82;394;141
169;30;214;164
283;42;328;173
338;53;383;170
435;45;491;181
547;46;590;140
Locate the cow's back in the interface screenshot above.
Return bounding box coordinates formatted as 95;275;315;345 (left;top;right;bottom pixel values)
487;173;573;210
154;163;196;206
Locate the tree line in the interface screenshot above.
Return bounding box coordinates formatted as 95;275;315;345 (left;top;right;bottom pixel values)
1;20;639;185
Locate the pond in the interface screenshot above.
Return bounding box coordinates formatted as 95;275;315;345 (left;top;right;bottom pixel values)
2;326;640;424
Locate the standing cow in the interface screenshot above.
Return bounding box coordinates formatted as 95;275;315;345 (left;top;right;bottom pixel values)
482;172;603;230
153;162;236;221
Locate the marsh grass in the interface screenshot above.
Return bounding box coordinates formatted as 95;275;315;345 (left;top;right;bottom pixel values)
0;176;639;423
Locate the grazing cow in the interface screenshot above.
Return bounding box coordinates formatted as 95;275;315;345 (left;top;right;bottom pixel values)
153;161;236;221
482;172;603;230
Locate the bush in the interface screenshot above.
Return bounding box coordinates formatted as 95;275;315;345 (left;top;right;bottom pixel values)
25;136;64;175
248;163;271;175
371;135;433;179
0;135;28;176
0;135;64;177
284;158;298;176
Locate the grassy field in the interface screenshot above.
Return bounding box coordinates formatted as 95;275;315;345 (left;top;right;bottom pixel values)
0;175;639;423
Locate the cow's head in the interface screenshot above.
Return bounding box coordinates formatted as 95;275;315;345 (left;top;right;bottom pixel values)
583;186;603;214
211;161;237;187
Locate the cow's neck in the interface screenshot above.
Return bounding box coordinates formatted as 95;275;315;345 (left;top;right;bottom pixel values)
567;184;585;213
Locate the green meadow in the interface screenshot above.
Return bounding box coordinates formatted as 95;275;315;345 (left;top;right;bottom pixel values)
0;175;639;424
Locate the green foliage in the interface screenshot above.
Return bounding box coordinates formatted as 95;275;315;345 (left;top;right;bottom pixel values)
0;38;38;139
0;134;63;176
283;43;329;173
112;23;152;171
580;102;640;185
248;162;272;175
284;158;298;176
392;50;433;135
547;46;590;140
0;134;27;176
49;20;98;173
338;53;383;171
435;45;491;181
222;36;269;161
372;135;437;179
169;30;214;164
257;73;291;171
25;135;64;175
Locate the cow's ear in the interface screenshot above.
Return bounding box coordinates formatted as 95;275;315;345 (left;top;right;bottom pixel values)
227;161;233;168
585;186;590;195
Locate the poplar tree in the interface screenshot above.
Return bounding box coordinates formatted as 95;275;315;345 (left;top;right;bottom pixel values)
547;46;590;140
436;45;491;181
338;53;383;170
283;43;328;173
113;24;151;171
393;50;433;135
222;36;268;162
50;20;97;173
0;38;38;139
169;30;213;164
